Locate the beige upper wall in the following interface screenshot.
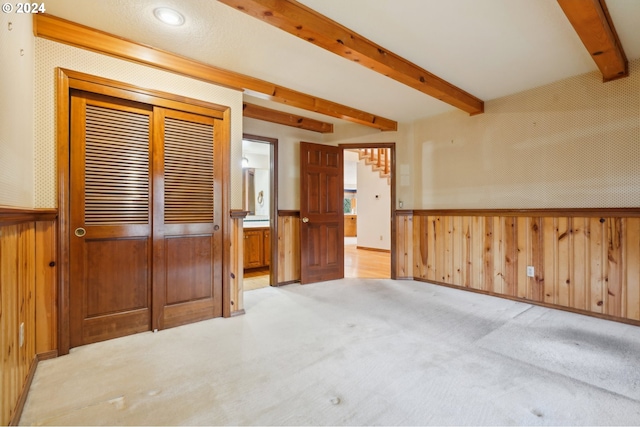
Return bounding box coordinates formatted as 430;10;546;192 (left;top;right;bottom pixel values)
26;35;640;212
0;14;34;208
411;58;640;209
34;38;244;209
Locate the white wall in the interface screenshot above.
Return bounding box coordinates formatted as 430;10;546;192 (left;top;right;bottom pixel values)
356;162;391;250
344;150;359;190
253;168;270;217
243;152;269;170
0;14;34;208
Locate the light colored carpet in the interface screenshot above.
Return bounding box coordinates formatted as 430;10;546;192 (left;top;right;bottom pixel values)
20;279;640;426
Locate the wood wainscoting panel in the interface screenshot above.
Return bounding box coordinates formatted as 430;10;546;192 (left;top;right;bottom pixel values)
450;216;461;286
588;217;606;314
1;223;37;425
433;217;444;282
502;216;517;298
0;209;56;424
277;211;300;285
395;212;413;279
411;214;426;280
229;213;245;315
442;216;452;285
606;218;624;318
490;216;504;295
542;217;558;306
470;216;483;292
557;217;571;308
35;221;57;355
529;217;544;303
626;218;640;320
483;217;495;294
571;217;588;311
397;209;640;325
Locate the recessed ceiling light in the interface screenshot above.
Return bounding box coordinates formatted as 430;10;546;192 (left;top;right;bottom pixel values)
153;7;185;26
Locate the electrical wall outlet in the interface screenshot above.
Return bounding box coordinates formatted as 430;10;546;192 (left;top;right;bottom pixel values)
19;322;25;347
380;235;383;240
526;266;535;278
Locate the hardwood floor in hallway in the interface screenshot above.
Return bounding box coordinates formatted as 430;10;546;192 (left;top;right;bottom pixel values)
344;237;390;279
244;267;270;291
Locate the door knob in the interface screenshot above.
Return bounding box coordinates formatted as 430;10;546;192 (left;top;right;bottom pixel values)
302;217;309;223
74;227;86;237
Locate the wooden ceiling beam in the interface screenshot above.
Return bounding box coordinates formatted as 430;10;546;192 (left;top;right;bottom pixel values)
218;0;484;115
558;0;628;82
243;102;333;133
33;14;397;131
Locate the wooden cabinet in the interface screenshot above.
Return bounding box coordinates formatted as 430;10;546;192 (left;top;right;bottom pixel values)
244;227;270;269
263;229;270;266
345;215;357;237
244;229;263;268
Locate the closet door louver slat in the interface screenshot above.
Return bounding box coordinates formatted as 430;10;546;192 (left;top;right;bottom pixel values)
163;117;214;224
84;104;150;225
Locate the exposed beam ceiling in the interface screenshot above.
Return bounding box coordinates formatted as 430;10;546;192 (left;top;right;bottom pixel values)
33;14;397;131
218;0;484;116
243;102;333;133
557;0;628;81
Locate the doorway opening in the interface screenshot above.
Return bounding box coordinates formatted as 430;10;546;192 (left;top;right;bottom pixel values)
242;134;277;291
341;144;395;279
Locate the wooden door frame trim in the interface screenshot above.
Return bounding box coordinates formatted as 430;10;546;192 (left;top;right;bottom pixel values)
339;143;396;279
242;133;279;287
56;68;232;355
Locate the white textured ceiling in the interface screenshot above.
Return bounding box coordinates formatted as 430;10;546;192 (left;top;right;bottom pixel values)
42;0;640;126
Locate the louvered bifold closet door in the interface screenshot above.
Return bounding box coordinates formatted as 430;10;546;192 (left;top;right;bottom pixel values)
153;107;223;329
69;92;153;347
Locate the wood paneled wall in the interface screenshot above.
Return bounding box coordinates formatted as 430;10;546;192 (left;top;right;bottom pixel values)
230;213;245;315
35;222;57;355
0;209;57;425
395;211;414;279
395;210;640;323
1;223;35;425
277;211;300;285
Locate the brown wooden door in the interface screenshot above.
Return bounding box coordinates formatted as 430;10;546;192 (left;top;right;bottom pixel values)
70;92;153;347
69;92;224;347
152;108;223;330
300;142;344;284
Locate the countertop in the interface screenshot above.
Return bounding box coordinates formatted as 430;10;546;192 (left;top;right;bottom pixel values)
244;216;270;228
